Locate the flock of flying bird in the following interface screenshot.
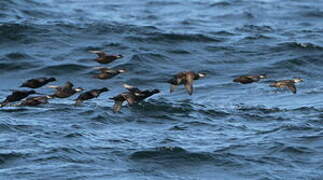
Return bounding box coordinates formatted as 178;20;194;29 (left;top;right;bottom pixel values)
0;50;304;112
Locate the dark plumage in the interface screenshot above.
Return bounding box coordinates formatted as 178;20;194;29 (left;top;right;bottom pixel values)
48;81;84;98
167;71;206;95
0;90;36;107
19;96;52;106
20;77;56;88
109;84;160;113
270;78;304;94
74;88;109;105
92;67;126;80
89;50;123;64
123;84;160;103
109;92;134;113
233;75;267;84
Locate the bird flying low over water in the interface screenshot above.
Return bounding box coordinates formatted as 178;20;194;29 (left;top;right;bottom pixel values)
109;84;160;113
167;71;206;95
18;95;52;106
48;81;84;98
92;67;126;80
89;50;123;64
0;90;37;107
20;77;56;88
123;84;160;104
233;74;267;84
74;88;109;105
270;78;304;94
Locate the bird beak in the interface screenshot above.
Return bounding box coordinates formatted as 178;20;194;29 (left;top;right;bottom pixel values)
123;83;134;89
75;88;84;92
92;66;104;70
47;85;59;89
46;95;53;99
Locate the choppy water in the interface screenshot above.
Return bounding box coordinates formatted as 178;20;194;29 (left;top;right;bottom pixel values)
1;0;323;179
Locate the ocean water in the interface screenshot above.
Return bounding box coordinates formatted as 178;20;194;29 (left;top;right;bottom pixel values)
1;0;323;179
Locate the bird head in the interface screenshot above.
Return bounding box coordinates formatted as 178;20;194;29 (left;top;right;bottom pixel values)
198;72;207;78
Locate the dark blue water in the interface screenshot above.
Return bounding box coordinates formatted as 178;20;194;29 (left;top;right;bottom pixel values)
1;0;323;179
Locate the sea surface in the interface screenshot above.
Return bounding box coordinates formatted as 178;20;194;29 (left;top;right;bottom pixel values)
1;0;323;179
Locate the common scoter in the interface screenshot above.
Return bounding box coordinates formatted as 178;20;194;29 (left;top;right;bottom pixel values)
48;81;83;98
0;90;36;107
92;67;126;80
74;87;109;105
233;74;267;84
270;78;304;94
167;71;206;95
89;50;123;64
19;95;52;106
110;84;160;112
20;77;56;88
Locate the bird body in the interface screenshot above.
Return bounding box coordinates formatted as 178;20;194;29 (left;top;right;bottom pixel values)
92;67;126;80
19;96;52;106
74;88;109;105
233;75;266;84
270;78;304;94
0;90;36;107
89;50;123;64
49;82;83;98
20;77;56;88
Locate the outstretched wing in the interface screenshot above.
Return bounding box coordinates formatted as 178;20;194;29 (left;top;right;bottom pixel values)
89;50;107;57
184;73;194;95
113;100;123;113
170;84;177;93
124;94;137;105
287;83;297;94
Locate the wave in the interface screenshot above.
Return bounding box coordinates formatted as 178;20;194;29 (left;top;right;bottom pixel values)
0;151;25;165
34;64;91;75
127;32;221;43
209;1;232;7
268;54;323;75
236;25;273;33
275;42;323;51
0;62;38;72
130;146;215;162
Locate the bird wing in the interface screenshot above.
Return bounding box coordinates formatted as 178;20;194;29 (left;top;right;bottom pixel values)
170;84;177;93
287;83;297;94
184;73;194;95
113;100;123;113
89;50;107;57
124;94;137;105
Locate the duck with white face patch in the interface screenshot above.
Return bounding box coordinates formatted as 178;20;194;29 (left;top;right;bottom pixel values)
109;84;160;113
0;90;37;107
18;95;53;106
92;67;126;80
48;81;84;98
270;78;304;94
167;71;206;95
89;50;123;64
20;77;56;88
74;88;109;105
233;74;267;84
